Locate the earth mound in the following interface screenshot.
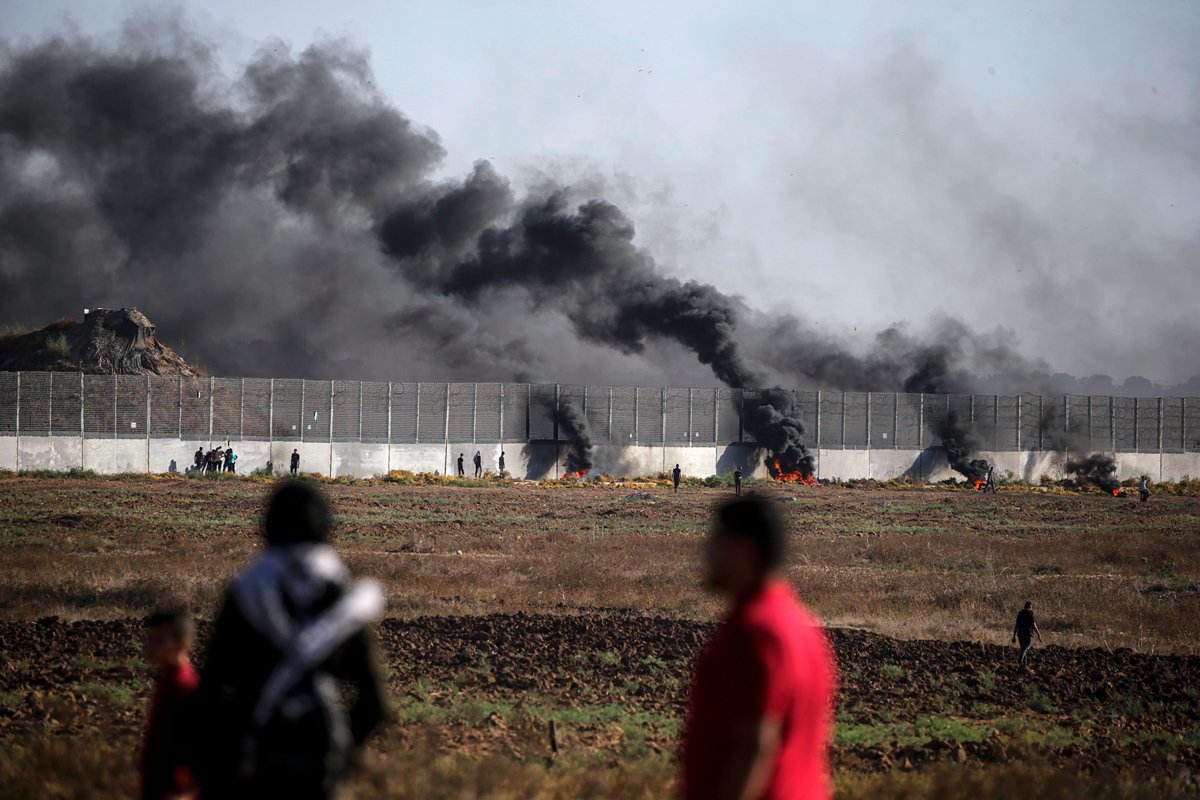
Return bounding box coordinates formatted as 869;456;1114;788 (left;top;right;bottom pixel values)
0;308;199;376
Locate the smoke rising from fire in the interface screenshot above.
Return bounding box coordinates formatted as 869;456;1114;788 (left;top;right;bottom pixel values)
1064;454;1120;494
551;402;594;477
934;411;990;482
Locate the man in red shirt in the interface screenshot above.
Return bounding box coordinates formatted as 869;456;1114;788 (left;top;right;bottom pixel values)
140;607;200;800
680;497;837;800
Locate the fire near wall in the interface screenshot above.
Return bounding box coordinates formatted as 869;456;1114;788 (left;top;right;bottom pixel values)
0;372;1198;481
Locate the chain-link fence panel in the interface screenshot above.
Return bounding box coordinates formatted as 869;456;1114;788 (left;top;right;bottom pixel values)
921;393;949;444
115;375;147;438
692;389;718;445
895;393;923;448
148;377;179;438
50;372;83;435
636;387;663;444
83;375;116;437
794;391;819;447
416;382;448;443
300;380;331;442
994;396;1019;450
717;389;741;445
271;379;302;440
557;384;587;445
843;392;869;448
739;390;762;445
1018;395;1043;450
212;378;242;441
1112;396;1135;452
475;383;502;443
17;372;50;434
663;387;690;445
179;377;210;439
329;381;358;442
609;386;636;445
444;383;473;442
501;383;528;442
816;391;843;448
528;384;556;441
241;378;272;440
389;383;418;444
1134;398;1159;452
1185;398;1200;453
585;386;612;444
869;392;895;448
358;382;387;443
1085;395;1110;451
0;373;16;434
1162;398;1184;454
969;394;997;448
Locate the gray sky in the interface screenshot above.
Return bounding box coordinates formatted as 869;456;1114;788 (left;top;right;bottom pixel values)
4;0;1199;383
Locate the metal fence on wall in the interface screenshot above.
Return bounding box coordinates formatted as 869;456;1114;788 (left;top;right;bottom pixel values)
0;372;1197;453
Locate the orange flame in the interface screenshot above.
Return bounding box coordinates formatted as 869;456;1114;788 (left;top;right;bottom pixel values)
769;458;818;486
972;479;986;491
564;469;589;480
1111;488;1125;497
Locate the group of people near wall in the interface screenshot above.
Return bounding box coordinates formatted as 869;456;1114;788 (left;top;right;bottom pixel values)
192;446;236;475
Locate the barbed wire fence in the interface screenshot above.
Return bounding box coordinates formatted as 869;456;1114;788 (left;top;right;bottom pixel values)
0;372;1197;454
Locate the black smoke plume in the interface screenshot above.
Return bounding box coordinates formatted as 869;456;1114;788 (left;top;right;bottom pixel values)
552;402;593;476
934;410;990;482
744;389;816;480
1064;454;1120;494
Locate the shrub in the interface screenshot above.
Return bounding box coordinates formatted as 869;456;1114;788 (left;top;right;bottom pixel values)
44;333;71;360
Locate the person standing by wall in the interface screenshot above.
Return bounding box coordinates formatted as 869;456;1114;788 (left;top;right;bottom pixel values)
733;467;743;497
473;451;483;478
673;464;682;493
289;449;300;476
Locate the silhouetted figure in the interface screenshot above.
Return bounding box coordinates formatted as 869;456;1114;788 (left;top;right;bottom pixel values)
680;497;836;800
140;607;198;800
985;465;997;493
733;467;743;497
1139;476;1150;503
673;464;682;493
473;451;483;478
289;450;300;476
225;448;237;474
195;483;386;800
194;448;204;473
498;451;506;475
457;453;465;477
1012;601;1042;667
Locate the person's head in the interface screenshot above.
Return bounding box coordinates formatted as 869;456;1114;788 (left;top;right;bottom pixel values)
705;497;786;597
1024;601;1033;610
264;481;331;545
144;607;193;671
293;449;298;454
675;464;680;469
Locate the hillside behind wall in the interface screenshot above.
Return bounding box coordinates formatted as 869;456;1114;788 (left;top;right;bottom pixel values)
0;373;1198;481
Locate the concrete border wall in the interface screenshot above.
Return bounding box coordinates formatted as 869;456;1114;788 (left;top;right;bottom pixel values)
2;435;1198;482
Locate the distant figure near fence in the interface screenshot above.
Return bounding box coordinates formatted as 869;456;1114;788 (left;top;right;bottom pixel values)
673;464;682;493
289;450;300;476
498;451;506;475
1139;476;1150;503
457;453;465;477
195;482;386;800
680;497;836;800
224;448;237;474
474;451;483;478
985;465;997;493
194;448;204;473
733;467;743;497
1012;601;1042;667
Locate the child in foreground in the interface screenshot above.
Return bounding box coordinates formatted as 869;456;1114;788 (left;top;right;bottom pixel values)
140;607;199;800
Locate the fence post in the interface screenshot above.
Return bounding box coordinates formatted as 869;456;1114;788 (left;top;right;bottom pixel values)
14;373;19;472
815;390;822;448
993;396;999;451
80;372;85;468
176;377;182;440
918;394;924;449
358;381;363;442
1016;396;1022;451
329;380;335;477
443;382;451;475
865;392;871;449
268;378;274;473
1157;397;1163;452
240;378;245;441
1109;397;1115;452
608;388;614;445
145;375;151;472
414;382;421;444
1133;399;1138;453
471;382;477;443
114;373;118;440
687;388;693;447
713;388;719;444
893;392;899;449
207;376;214;446
634;387;640;446
300;381;306;443
840;393;846;450
1063;396;1070;451
499;383;504;445
386;382;392;472
48;371;53;433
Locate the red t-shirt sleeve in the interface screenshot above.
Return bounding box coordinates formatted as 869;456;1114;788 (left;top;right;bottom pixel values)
724;625;790;722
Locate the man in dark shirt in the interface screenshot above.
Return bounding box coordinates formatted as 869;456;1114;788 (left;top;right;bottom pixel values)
734;467;744;497
498;451;506;475
195;483;386;799
1012;601;1042;666
194;448;204;473
473;451;483;478
457;453;465;477
290;450;300;476
673;464;682;493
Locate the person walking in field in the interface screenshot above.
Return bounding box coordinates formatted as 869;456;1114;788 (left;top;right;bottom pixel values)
673;464;682;493
985;465;997;493
680;497;837;800
733;467;743;497
1139;476;1150;503
473;451;483;478
140;607;199;800
457;453;465;477
1012;601;1042;667
194;482;387;800
289;449;300;476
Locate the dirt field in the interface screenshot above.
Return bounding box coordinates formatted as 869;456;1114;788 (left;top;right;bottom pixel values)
1;474;1198;797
